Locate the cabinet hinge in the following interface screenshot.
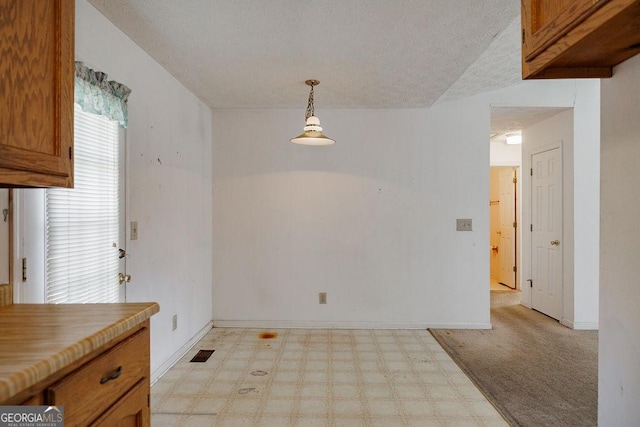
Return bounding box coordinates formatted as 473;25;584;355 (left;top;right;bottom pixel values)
522;28;525;44
22;258;27;282
513;177;517;184
513;221;517;228
68;147;73;160
513;266;517;273
530;168;533;176
530;224;533;232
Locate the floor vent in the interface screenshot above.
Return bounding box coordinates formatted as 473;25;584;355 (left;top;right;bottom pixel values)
190;350;215;363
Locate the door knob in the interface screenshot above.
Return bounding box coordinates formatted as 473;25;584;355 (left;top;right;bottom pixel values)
550;240;560;246
118;273;131;285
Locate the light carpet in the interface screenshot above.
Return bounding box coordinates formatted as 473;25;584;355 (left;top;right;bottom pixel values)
430;297;597;426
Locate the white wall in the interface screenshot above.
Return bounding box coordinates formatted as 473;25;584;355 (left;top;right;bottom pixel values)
212;79;599;329
75;1;213;380
572;81;601;328
213;108;485;328
599;53;640;425
490;140;521;166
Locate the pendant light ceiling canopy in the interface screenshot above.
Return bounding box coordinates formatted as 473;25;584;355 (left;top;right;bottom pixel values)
290;80;335;146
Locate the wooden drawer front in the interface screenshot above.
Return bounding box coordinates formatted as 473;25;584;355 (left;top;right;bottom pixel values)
47;327;149;427
91;379;149;427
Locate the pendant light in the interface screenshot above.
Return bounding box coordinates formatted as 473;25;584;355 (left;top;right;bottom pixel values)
290;79;335;145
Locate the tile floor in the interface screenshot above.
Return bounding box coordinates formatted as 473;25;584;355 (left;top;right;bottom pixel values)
152;328;507;426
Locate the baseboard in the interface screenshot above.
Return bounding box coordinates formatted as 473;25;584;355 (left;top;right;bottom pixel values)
573;322;598;330
560;318;573;328
427;323;492;330
212;319;492;330
151;320;213;385
561;318;599;330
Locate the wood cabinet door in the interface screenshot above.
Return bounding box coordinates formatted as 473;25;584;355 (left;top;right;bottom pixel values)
0;0;74;187
92;380;150;427
522;0;610;62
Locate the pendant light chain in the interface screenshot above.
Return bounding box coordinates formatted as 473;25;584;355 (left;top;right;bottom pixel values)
305;85;315;120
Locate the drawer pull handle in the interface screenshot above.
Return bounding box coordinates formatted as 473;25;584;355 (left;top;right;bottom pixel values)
100;366;123;384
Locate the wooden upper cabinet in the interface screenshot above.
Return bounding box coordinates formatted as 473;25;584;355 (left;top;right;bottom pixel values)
522;0;640;79
0;0;74;187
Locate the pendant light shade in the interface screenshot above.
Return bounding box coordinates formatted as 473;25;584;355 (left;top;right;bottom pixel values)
290;80;335;145
290;115;335;146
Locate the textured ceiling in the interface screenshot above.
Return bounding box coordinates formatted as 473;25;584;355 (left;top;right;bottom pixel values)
87;0;521;110
436;18;522;105
490;107;572;142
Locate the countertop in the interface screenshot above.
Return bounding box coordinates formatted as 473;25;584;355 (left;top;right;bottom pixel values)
0;302;159;403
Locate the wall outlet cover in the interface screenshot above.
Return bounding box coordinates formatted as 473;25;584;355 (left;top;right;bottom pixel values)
319;292;327;304
130;221;138;240
456;218;473;231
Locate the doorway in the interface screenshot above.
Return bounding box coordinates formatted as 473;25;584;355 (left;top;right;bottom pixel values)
490;167;518;290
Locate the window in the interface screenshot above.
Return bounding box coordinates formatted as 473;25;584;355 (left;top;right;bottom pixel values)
45;105;121;303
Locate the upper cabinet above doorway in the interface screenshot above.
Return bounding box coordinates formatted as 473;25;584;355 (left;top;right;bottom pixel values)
522;0;640;79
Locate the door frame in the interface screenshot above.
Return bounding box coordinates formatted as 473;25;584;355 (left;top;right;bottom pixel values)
119;126;129;302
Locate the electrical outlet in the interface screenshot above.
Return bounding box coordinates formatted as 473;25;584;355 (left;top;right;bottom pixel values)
131;221;138;240
456;218;473;231
319;292;327;304
172;314;178;331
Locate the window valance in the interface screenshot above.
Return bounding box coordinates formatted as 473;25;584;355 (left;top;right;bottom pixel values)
74;61;132;127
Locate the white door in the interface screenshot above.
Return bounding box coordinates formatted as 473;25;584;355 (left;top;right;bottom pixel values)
20;107;129;304
498;168;516;288
0;189;8;285
531;147;563;320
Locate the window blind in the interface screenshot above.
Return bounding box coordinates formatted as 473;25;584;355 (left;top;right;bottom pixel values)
46;105;121;304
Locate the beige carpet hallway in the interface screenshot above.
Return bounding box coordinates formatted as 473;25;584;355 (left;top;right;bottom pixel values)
430;293;598;426
151;328;508;426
